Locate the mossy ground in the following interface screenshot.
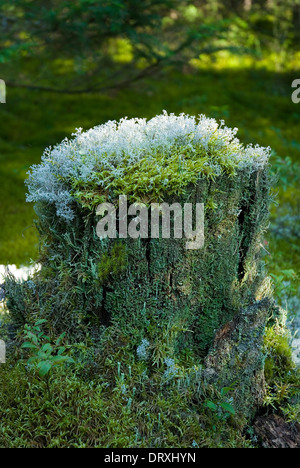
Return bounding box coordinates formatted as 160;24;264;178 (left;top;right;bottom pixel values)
0;317;253;448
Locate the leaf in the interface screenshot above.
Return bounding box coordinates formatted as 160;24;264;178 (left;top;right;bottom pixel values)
57;347;66;355
22;342;39;350
206;401;217;411
220;386;232;396
41;343;53;353
25;331;39;345
56;333;66;346
37;361;52;377
35;319;47;325
51;356;74;366
220;402;235;415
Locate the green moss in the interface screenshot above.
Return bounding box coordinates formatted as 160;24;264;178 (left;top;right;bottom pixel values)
0;324;253;449
203;299;272;422
264;357;276;381
70;142;239;212
98;242;128;284
264;325;295;373
263;322;300;412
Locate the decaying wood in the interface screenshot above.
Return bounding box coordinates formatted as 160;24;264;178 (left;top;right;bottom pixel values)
254;414;300;449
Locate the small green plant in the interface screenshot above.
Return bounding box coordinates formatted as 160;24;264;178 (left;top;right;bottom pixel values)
205;387;236;427
22;319;74;378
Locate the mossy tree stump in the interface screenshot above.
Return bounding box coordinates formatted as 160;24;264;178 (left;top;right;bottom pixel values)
7;113;272;416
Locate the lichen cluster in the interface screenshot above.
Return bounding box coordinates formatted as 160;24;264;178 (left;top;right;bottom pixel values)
26;112;271;219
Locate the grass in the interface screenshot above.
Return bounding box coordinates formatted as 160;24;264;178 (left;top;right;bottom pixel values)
0;64;299;268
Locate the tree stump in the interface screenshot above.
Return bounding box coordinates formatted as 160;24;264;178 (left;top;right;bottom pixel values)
7;113;273;417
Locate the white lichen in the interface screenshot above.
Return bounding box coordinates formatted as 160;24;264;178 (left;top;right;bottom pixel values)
26;111;271;221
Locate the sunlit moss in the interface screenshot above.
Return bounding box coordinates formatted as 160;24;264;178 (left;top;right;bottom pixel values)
108;38;134;64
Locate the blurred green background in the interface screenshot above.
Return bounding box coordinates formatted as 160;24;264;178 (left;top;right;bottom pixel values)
0;0;299;297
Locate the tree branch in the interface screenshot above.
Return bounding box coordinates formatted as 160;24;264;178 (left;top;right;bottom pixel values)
5;60;163;95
